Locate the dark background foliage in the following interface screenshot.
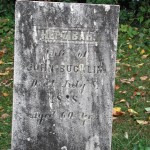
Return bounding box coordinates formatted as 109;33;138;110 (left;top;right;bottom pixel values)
0;0;149;26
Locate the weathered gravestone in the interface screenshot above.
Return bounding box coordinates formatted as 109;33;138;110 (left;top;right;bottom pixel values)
12;1;119;150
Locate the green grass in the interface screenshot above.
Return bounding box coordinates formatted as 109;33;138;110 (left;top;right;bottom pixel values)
0;16;14;150
112;23;150;150
0;14;150;150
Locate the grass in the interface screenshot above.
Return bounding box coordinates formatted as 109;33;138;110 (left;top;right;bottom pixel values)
112;23;150;149
0;16;14;150
0;13;150;150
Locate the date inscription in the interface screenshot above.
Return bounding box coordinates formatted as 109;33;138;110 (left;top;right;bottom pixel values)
29;111;92;125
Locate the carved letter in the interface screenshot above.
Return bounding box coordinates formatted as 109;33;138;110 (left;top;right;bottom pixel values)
72;31;78;41
34;64;39;71
31;79;38;87
67;65;72;72
48;29;55;40
97;66;102;73
49;65;54;72
68;112;73;119
41;63;47;71
87;66;92;73
74;66;79;72
79;31;85;41
72;95;78;102
55;31;61;40
62;31;71;40
60;65;65;72
61;112;66;118
80;84;86;94
59;49;65;56
86;32;93;41
39;114;44;124
40;29;46;40
27;63;33;71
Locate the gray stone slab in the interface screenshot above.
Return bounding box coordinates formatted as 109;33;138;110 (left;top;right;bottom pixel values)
12;1;119;150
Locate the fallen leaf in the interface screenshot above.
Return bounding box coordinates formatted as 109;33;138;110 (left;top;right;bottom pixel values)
0;60;4;65
2;92;9;97
114;107;121;111
141;91;146;96
119;91;127;94
0;48;7;57
113;117;118;120
0;51;4;57
120;77;135;84
0;113;9;119
116;59;121;63
116;67;121;71
130;77;135;82
4;122;9;125
140;76;148;81
126;101;130;108
138;86;146;90
5;67;13;71
133;89;141;96
113;107;125;117
0;106;4;112
136;92;141;96
141;54;149;59
127;67;131;71
129;44;132;49
136;120;149;125
130;96;134;99
145;107;150;112
120;79;131;84
122;63;131;67
120;99;126;102
0;109;4;113
133;91;137;96
128;109;138;115
124;132;129;139
115;99;126;104
141;97;146;101
136;63;144;68
115;85;120;90
0;71;9;76
140;49;145;55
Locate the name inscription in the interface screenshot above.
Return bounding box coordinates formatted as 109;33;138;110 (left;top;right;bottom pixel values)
37;28;98;44
27;63;104;74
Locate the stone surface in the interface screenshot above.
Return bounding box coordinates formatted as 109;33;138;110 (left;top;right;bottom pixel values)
12;1;119;150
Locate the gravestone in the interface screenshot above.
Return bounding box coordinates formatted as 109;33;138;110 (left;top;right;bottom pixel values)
12;1;119;150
